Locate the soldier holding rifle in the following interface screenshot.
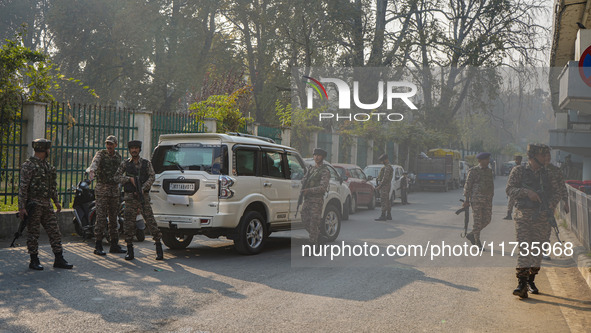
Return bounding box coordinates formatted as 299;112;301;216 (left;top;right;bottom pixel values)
115;140;163;260
300;148;330;245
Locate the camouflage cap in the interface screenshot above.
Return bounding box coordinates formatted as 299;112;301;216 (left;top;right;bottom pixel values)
313;148;327;158
32;138;51;152
127;140;142;149
105;135;118;145
527;143;550;157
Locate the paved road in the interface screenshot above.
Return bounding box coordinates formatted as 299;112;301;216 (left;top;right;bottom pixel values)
1;176;590;332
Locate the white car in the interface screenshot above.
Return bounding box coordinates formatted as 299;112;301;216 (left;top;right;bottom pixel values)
363;164;404;205
150;133;349;254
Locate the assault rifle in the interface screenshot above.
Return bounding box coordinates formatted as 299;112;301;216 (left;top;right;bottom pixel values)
522;181;563;244
133;176;145;204
455;199;470;238
295;166;312;218
11;202;36;247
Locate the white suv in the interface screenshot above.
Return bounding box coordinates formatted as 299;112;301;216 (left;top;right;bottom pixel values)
150;133;348;254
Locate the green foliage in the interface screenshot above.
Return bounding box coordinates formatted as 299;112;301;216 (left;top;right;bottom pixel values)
189;86;254;133
275;100;293;127
287;106;326;156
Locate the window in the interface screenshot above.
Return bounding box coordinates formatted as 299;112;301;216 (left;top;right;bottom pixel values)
152;144;228;175
286;153;305;180
357;168;368;180
235;149;257;176
327;165;340;181
262;151;285;178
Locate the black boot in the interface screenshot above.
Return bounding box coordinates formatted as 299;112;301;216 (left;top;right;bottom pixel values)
125;244;134;260
94;239;106;256
109;237;127;254
375;212;387;221
53;252;73;269
528;275;539;294
466;233;476;245
155;242;164;260
503;211;512;220
386;210;392;220
513;277;529;298
29;254;44;270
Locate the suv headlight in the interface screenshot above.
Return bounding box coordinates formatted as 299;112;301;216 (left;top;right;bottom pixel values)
219;175;234;199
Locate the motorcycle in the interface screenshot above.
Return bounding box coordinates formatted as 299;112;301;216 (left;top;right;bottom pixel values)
71;177;145;242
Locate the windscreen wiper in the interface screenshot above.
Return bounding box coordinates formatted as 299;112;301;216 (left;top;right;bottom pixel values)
167;160;184;173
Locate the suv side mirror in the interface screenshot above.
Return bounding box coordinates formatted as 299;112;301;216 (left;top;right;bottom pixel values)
367;175;373;181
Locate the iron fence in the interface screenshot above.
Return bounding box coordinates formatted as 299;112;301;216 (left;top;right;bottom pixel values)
565;184;591;251
151;112;205;151
0;105;27;205
45;103;137;206
257;125;282;144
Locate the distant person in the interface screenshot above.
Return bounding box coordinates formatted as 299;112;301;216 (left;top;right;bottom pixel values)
504;155;523;220
375;154;393;221
300;148;330;245
462;152;494;248
400;172;409;205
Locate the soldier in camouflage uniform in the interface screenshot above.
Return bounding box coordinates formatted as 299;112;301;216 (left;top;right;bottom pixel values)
506;144;561;298
115;140;163;260
504;155;523;220
87;135;126;255
463;152;494;248
375;154;393;221
18;139;73;270
300;148;330;244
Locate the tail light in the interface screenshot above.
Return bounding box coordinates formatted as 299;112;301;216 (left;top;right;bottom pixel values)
219;175;234;199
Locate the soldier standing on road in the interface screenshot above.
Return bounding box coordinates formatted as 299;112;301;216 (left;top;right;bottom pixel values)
87;135;126;255
375;154;393;221
462;152;494;248
506;144;561;298
300;148;330;245
504;155;523;220
18;139;73;270
115;140;163;260
400;171;409;205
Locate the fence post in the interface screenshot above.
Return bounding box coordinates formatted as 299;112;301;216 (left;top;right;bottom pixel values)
282;127;291;147
133;110;152;159
203;118;217;133
22;102;48;159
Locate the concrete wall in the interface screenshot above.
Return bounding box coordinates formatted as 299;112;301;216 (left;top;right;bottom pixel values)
0;210;76;240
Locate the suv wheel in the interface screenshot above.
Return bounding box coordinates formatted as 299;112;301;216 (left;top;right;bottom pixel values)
162;232;194;249
234;211;267;255
322;204;341;242
342;196;351;220
368;194;375;210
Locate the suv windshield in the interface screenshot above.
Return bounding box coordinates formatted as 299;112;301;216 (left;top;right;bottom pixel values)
152;144;228;175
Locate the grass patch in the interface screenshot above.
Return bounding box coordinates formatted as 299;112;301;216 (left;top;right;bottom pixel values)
0;201;19;212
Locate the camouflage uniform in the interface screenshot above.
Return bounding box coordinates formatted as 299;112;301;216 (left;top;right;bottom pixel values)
546;163;568;207
88;149;122;240
463;165;494;246
301;163;330;243
377;163;393;214
19;156;63;255
115;157;162;244
506;144;561;297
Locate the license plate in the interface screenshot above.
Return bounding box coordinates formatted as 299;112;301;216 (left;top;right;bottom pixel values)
169;183;195;191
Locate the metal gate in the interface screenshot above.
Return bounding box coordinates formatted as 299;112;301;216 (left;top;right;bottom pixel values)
152;112;205;150
257;125;282;144
0;105;27;206
45;103;137;206
317;132;333;162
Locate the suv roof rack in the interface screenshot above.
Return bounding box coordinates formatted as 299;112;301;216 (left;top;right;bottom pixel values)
226;132;276;144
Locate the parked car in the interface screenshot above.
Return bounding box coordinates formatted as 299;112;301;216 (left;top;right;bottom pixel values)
363;164;405;205
332;163;376;213
150;133;350;255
